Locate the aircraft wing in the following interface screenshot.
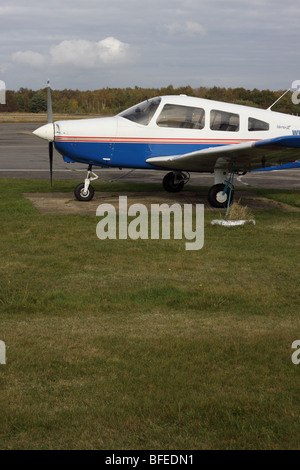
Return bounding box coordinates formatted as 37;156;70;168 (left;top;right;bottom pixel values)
146;135;300;172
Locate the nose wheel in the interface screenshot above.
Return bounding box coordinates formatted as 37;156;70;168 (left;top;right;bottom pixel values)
74;165;98;201
74;182;95;201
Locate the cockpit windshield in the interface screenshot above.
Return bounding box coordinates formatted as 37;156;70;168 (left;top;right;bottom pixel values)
119;98;161;126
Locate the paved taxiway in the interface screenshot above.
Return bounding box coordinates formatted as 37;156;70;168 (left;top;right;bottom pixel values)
1;122;300;189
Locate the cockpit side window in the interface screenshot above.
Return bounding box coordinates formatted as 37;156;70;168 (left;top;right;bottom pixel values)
119;98;161;125
210;110;239;132
156;104;205;129
248;117;269;131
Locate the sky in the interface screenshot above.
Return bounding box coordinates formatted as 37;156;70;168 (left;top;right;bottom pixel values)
1;0;300;91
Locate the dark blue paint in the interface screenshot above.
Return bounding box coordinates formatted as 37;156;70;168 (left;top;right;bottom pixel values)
252;160;300;171
55;138;300;172
254;135;300;148
55;140;220;169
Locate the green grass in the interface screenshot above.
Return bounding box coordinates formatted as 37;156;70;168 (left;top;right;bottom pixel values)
250;188;300;208
0;179;300;450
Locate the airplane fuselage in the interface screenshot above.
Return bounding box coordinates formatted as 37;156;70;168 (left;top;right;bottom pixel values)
51;95;300;172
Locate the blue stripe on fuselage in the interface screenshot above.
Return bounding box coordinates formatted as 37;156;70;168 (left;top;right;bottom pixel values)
54;141;219;169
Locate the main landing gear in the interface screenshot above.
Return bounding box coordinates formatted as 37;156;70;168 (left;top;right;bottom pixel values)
74;164;98;201
162;171;190;193
162;169;236;208
208;183;234;208
207;169;235;208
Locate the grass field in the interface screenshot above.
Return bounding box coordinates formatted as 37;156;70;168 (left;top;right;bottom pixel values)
0;178;299;450
0;113;107;123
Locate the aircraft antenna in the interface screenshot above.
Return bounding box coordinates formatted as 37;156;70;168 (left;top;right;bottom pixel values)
266;88;290;111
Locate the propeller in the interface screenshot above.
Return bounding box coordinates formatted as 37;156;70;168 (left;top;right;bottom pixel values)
49;140;53;186
32;81;55;186
47;80;53;186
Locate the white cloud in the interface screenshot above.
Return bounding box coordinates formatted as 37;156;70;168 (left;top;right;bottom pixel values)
97;37;131;64
185;21;206;36
11;37;133;73
166;21;206;37
50;37;132;68
12;50;46;68
0;63;10;75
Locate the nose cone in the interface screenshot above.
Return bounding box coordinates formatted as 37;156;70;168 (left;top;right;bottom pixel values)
33;123;54;142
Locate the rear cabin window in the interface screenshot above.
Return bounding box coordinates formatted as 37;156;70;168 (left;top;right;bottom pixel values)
156;104;205;129
210;110;239;131
248;117;269;131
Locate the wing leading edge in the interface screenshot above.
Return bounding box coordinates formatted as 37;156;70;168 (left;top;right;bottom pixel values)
146;135;300;172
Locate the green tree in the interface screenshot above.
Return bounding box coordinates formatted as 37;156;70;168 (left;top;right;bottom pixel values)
30;92;47;113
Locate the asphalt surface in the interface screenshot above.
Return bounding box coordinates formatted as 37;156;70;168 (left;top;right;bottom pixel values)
1;122;300;189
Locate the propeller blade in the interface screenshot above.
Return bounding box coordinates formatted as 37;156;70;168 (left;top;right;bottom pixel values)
47;80;53;124
49;141;53;187
47;80;53;185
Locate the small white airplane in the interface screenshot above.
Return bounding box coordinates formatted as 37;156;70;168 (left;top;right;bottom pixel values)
33;82;300;207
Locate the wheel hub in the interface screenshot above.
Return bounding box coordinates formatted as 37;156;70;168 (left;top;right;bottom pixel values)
216;191;228;204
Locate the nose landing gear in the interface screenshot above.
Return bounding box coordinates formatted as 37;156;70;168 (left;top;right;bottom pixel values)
74;164;98;201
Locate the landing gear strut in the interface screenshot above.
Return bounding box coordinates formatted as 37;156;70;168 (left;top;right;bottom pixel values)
163;171;190;193
74;164;98;201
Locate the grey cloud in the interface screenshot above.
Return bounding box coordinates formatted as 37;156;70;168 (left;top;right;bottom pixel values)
1;0;300;90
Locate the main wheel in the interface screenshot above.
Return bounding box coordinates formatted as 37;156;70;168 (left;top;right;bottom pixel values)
208;183;234;208
74;183;95;201
162;172;185;193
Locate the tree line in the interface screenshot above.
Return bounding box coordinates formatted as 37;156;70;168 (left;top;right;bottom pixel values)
1;84;299;115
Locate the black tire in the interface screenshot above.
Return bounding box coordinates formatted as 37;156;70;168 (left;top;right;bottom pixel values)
162;172;184;193
208;183;234;208
74;183;95;201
